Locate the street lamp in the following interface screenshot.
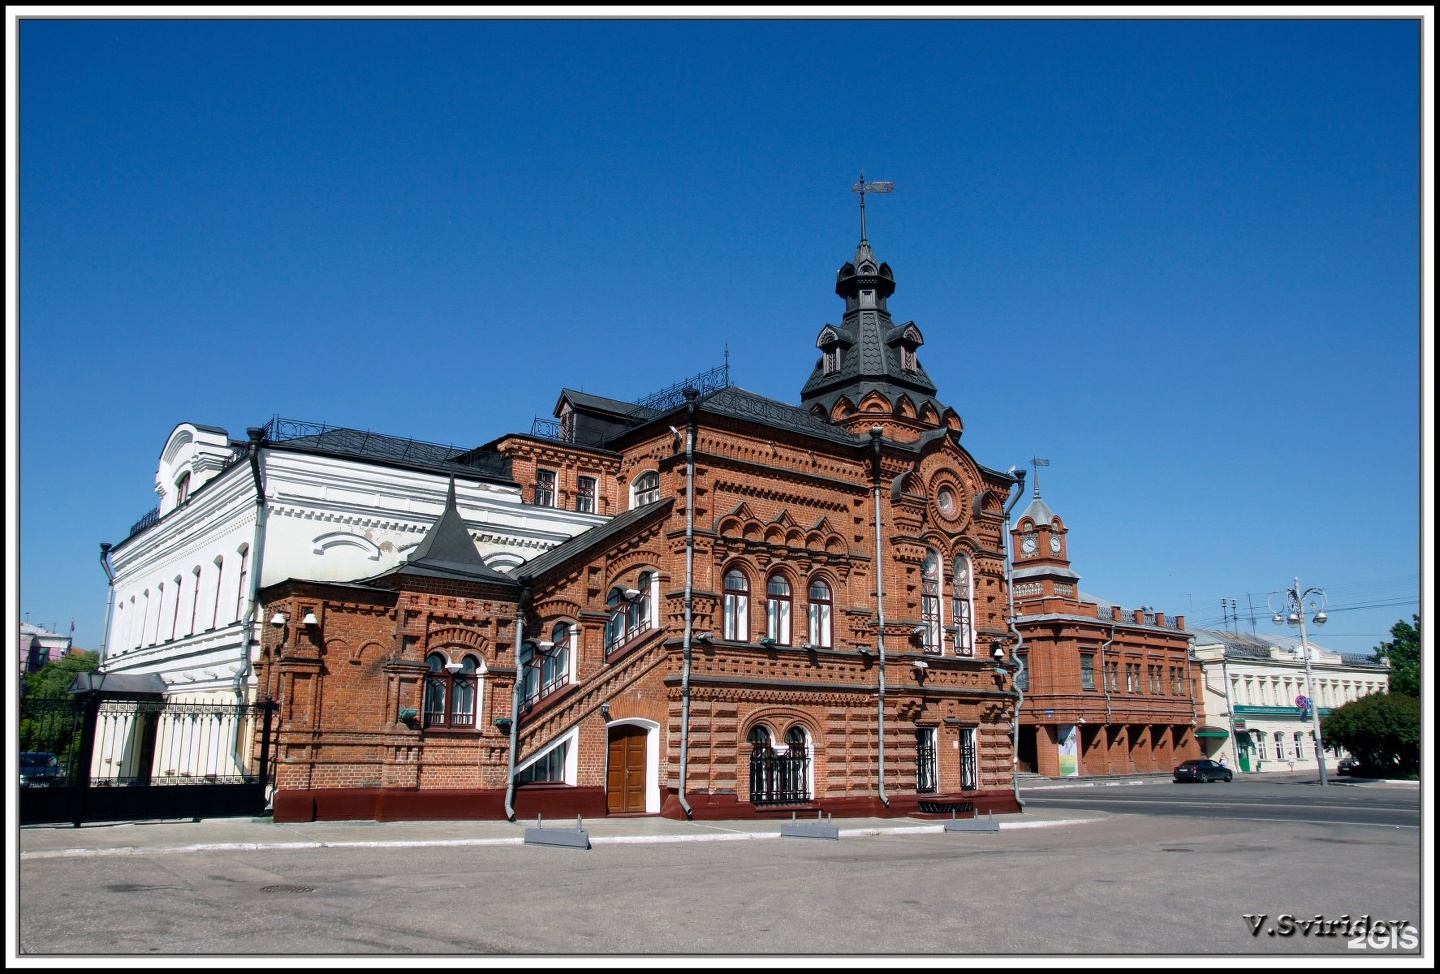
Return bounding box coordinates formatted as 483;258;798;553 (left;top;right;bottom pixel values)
1268;577;1329;786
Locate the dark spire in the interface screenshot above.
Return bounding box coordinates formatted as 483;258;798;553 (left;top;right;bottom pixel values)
392;478;518;586
799;180;951;427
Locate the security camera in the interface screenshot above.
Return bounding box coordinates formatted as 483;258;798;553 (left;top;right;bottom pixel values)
669;425;682;439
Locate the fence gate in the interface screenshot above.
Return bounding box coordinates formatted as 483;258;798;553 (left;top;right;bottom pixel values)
19;694;276;827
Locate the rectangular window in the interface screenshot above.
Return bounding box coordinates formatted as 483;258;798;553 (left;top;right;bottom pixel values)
1126;663;1139;693
916;728;937;794
1080;654;1095;691
1105;660;1119;692
576;476;597;513
534;469;557;507
959;727;978;791
1294;733;1306;761
1015;654;1028;693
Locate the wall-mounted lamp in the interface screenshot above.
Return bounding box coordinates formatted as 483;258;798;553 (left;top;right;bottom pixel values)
599;703;611;721
398;708;419;722
302;610;320;627
759;636;777;648
493;716;513;733
444;661;463;674
694;631;715;644
802;642;819;651
856;646;873;657
991;642;1007;662
623;587;641;601
537;639;556;652
270;612;287;628
912;659;929;671
912;626;927;638
1077;717;1086;724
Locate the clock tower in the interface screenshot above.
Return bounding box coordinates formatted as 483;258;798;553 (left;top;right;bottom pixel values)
1010;476;1079;608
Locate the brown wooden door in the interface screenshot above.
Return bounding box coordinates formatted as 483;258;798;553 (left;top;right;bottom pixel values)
606;725;647;814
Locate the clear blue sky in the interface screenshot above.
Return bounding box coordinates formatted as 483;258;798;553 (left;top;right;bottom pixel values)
11;13;1429;658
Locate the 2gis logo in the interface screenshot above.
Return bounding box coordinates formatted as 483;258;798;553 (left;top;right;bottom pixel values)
1348;921;1419;951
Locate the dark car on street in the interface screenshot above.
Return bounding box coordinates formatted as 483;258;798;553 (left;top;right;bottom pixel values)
20;751;64;787
1338;757;1361;775
1174;758;1233;783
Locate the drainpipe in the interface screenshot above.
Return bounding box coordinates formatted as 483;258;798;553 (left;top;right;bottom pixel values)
676;389;699;819
869;427;890;807
98;542;116;669
504;576;533;822
1098;623;1115;770
1218;653;1239;768
1002;469;1027;799
237;428;269;702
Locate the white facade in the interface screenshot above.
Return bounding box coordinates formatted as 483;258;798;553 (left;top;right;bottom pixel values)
102;421;603;702
1191;628;1389;774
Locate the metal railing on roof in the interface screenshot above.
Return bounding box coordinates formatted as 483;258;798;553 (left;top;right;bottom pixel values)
529;362;732;447
261;416;506;475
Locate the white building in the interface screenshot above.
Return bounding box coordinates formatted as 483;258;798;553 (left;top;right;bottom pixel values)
100;417;605;703
1190;628;1390;774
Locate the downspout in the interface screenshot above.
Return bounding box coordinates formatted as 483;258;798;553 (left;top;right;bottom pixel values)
1218;653;1238;767
1003;470;1027;800
504;576;533;822
677;388;699;819
1098;622;1115;771
869;427;889;807
238;428;269;702
98;542;116;669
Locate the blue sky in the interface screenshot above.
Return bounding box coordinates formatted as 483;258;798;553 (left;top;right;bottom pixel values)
11;13;1429;658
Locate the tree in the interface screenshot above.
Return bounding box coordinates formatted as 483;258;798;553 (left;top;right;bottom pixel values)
1371;615;1419;698
19;651;99;773
1320;692;1419;775
20;650;99;701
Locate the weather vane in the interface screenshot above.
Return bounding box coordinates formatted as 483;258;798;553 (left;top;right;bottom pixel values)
851;171;894;242
1030;457;1050;497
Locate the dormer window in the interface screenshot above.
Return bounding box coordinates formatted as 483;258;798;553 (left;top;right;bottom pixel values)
823;345;842;375
175;472;191;506
901;345;917;372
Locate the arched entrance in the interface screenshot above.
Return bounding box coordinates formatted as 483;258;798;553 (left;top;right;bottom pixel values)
606;723;649;814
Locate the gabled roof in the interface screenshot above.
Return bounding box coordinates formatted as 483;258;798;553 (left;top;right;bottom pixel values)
511;498;675;582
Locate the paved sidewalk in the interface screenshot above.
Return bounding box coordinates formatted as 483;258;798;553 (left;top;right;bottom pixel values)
20;805;1105;860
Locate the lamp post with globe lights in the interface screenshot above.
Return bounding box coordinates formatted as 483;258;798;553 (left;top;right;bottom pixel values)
1268;578;1329;786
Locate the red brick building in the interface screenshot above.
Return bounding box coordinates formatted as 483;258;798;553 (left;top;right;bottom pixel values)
258;226;1030;822
1009;480;1201;777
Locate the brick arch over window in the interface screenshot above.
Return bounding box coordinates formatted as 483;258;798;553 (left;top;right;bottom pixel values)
427;626;492;653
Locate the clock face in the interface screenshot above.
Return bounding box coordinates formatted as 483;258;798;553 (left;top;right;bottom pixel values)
1050;535;1062;554
1021;535;1038;555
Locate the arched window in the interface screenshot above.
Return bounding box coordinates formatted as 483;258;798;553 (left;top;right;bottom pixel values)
628;572;653;642
525;622;573;705
631;471;661;509
766;575;792;645
605;575;654;656
235;544;250;622
951;554;974;657
723;569;750;642
424;652;480;729
921;549;943;654
175;472;192;506
210;555;225;630
807;578;833;648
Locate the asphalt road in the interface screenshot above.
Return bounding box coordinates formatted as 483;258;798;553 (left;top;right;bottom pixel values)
16;786;1425;960
1022;777;1421;829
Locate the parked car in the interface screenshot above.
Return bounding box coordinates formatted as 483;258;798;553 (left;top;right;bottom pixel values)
20;751;63;787
1337;757;1360;775
1174;758;1233;783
